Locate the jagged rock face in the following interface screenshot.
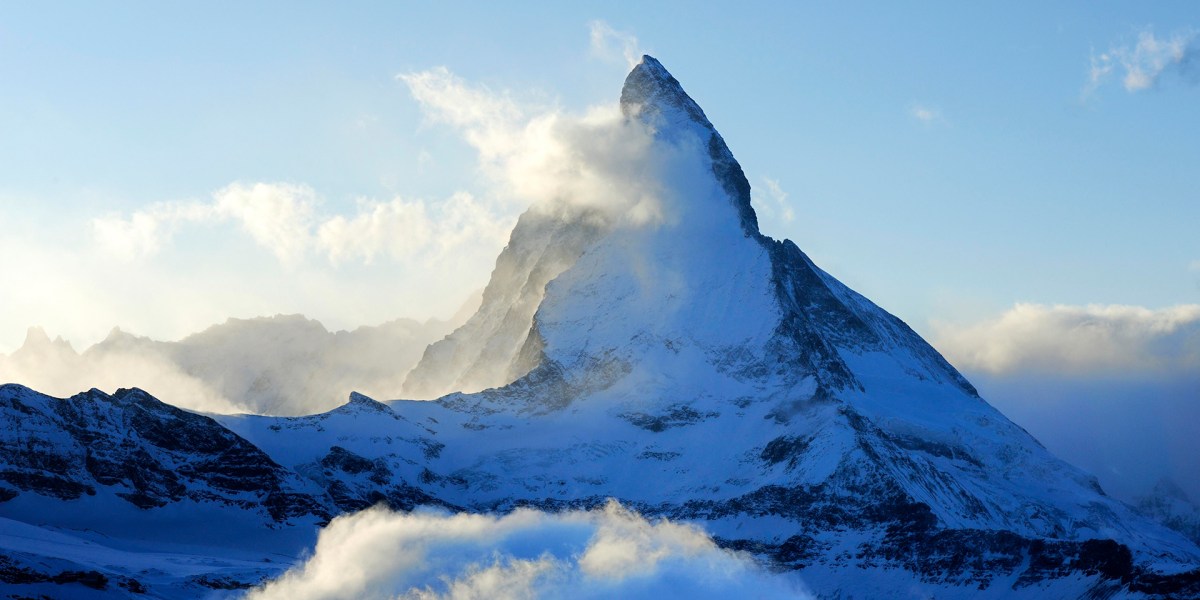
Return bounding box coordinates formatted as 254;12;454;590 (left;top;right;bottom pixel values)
0;384;325;521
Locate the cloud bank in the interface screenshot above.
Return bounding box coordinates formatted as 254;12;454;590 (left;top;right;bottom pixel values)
1087;28;1199;94
933;303;1200;375
933;303;1200;502
248;501;807;600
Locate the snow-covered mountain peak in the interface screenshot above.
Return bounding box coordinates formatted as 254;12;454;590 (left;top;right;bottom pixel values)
403;56;979;403
620;55;759;237
620;55;709;128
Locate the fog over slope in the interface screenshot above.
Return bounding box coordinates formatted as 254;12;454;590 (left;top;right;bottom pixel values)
0;290;480;415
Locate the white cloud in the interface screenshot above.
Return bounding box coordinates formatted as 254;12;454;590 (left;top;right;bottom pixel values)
316;192;510;266
400;66;528;162
92;200;215;261
589;20;642;69
932;303;1200;375
247;500;808;600
910;104;940;124
212;182;318;265
753;175;792;234
1086;28;1198;95
90;183;513;270
398;66;676;229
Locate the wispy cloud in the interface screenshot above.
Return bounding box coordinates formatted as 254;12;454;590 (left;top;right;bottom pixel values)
1086;28;1198;96
909;104;941;125
752;177;795;229
248;500;809;600
589;20;642;68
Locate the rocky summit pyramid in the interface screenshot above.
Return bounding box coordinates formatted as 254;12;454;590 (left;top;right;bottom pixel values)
1;56;1198;598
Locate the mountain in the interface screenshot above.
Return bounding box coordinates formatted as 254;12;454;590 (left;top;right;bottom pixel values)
2;56;1199;598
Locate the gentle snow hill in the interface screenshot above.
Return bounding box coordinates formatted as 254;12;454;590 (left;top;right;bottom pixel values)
2;56;1199;599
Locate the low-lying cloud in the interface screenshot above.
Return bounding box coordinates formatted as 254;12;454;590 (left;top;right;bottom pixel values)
1087;28;1199;95
0;304;474;416
248;500;808;600
0;328;246;414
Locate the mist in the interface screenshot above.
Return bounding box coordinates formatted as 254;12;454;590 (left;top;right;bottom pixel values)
0;327;246;414
0;291;478;416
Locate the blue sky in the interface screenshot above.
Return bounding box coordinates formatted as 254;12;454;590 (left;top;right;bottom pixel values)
1;2;1198;351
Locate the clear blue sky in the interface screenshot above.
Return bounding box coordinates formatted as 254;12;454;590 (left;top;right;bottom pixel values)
1;2;1198;351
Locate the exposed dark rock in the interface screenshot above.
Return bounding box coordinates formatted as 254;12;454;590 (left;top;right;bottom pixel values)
620;404;718;432
760;435;811;469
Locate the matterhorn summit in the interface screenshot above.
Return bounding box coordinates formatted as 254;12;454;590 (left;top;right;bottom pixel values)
0;56;1197;598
